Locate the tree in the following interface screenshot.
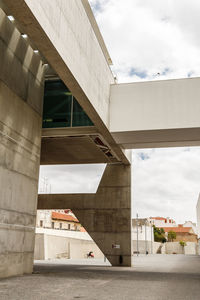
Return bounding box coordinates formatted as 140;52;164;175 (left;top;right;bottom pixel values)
179;240;187;247
153;226;166;243
179;240;187;254
168;231;176;242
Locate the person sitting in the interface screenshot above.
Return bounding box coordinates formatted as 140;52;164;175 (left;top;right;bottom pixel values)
87;251;94;258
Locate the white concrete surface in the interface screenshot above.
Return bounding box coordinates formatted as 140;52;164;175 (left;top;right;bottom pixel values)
110;78;200;148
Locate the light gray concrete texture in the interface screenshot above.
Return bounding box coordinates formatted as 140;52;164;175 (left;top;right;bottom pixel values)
162;242;198;255
0;9;45;278
3;0;129;164
38;164;132;267
0;255;200;300
110;79;200;149
133;241;161;254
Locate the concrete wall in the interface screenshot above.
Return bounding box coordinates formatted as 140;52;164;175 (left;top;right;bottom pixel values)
133;241;161;254
163;242;198;255
34;233;104;260
110;79;200;148
0;9;45;278
69;239;103;259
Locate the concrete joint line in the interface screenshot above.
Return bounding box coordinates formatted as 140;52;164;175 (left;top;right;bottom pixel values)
0;119;40;150
0;222;35;231
0;128;40;158
0;207;36;217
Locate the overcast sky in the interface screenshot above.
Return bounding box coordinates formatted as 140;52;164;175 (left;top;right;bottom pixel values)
40;0;200;224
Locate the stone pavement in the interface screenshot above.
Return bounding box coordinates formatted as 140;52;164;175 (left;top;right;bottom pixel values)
0;255;200;300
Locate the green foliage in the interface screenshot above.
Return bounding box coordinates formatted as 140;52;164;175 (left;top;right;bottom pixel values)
179;240;187;247
168;231;176;242
153;226;167;243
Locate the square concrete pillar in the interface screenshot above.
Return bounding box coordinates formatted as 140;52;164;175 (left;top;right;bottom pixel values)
73;164;132;266
0;9;44;278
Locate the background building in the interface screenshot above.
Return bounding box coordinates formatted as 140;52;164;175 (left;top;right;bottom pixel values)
148;217;176;227
160;226;198;243
36;209;83;231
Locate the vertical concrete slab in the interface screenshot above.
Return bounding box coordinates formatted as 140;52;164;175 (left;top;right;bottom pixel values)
73;164;132;266
0;9;45;278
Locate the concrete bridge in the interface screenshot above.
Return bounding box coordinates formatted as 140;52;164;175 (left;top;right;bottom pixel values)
1;0;200;278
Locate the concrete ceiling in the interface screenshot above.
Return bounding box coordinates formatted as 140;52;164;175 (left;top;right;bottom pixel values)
41;136;112;165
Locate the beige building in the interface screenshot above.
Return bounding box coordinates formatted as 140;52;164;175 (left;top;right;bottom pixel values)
36;210;83;232
161;226;198;243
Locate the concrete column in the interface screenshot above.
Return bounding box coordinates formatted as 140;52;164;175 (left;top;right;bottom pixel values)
73;164;132;266
38;164;132;266
0;9;44;278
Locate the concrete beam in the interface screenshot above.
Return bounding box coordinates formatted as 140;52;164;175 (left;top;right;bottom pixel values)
38;164;132;267
3;0;129;165
38;194;95;209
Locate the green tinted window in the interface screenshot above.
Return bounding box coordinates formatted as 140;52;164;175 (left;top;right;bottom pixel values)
43;80;93;128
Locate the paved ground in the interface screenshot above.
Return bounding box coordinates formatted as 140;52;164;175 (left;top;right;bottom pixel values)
0;255;200;300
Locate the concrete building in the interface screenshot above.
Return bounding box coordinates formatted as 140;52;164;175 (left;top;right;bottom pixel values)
1;0;200;278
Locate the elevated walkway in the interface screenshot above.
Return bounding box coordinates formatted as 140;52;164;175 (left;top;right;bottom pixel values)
110;77;200;149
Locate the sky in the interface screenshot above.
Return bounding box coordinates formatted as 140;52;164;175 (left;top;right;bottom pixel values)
40;0;200;224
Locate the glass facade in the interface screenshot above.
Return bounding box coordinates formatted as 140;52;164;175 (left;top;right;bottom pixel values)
43;80;93;128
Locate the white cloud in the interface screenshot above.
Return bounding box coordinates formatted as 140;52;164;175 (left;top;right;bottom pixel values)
39;164;106;194
89;0;200;82
132;147;200;223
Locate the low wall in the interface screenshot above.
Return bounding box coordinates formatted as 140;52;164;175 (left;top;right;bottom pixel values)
34;232;104;260
162;242;198;255
132;240;161;254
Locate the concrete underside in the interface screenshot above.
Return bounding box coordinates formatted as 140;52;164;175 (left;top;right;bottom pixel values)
0;9;44;278
112;127;200;149
1;255;200;300
38;164;132;267
41;136;111;165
